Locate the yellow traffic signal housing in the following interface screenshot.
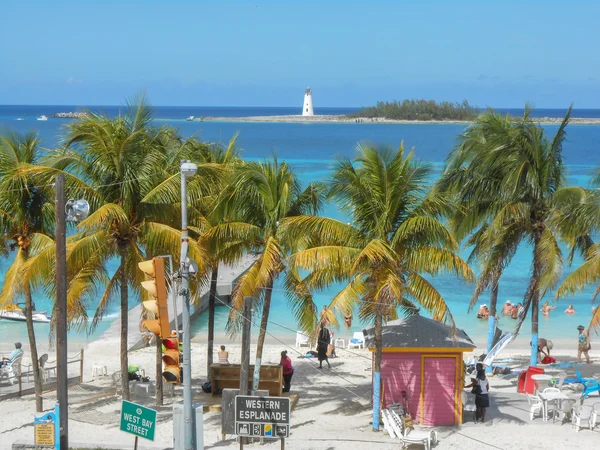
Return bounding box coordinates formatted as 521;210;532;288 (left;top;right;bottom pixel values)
162;335;181;383
139;257;170;338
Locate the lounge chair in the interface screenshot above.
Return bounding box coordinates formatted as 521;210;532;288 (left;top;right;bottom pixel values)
295;331;310;348
575;369;600;398
0;353;23;385
553;371;567;389
383;408;437;450
347;331;365;349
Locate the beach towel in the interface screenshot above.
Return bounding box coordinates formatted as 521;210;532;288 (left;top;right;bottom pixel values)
541;356;556;364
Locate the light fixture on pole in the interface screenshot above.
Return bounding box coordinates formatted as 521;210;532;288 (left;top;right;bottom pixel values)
179;160;197;450
55;176;89;450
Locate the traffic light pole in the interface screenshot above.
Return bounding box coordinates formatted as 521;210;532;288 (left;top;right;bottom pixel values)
180;163;194;450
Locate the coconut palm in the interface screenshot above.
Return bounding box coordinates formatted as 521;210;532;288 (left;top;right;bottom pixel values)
39;96;213;399
202;157;326;384
440;107;580;366
280;143;474;430
555;186;600;333
0;131;55;412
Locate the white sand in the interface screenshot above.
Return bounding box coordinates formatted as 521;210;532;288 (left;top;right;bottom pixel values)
2;335;600;450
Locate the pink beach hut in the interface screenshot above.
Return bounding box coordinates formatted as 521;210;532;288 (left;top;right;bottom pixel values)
363;315;475;426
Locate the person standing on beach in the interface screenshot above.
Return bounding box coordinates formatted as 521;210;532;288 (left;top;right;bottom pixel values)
577;325;591;364
280;350;294;392
317;327;331;369
465;363;490;422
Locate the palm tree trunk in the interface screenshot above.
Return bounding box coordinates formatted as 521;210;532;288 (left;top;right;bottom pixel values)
156;336;163;407
529;230;543;367
486;282;499;373
119;248;130;400
252;277;274;391
24;281;43;412
372;302;383;431
207;263;219;377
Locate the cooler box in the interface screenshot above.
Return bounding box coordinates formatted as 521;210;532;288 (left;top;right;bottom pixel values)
517;366;544;394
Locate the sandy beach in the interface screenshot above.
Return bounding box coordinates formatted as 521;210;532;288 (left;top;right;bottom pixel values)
171;115;600;126
2;334;599;450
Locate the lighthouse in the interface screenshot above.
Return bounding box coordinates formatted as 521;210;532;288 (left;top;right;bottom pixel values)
302;88;314;116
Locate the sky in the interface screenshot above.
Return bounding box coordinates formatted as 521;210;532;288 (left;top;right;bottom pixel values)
1;0;599;108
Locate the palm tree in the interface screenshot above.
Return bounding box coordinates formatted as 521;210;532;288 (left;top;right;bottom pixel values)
280;143;474;430
0;131;54;412
203;157;325;385
555;186;600;332
440;107;579;366
41;96;211;399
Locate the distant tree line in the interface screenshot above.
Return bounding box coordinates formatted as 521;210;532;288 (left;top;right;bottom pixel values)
348;99;477;121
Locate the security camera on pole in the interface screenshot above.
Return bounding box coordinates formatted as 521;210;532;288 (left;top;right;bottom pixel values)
180;160;197;450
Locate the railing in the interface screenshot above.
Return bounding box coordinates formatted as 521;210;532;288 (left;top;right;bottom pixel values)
0;349;84;399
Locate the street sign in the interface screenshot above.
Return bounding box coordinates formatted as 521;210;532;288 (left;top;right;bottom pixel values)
34;403;60;449
234;395;290;438
120;400;157;441
35;423;55;446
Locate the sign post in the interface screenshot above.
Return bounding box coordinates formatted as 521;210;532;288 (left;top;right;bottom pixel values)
34;403;60;449
234;395;290;448
120;400;157;445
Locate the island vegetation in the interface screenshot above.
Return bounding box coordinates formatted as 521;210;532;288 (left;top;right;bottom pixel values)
348;99;477;121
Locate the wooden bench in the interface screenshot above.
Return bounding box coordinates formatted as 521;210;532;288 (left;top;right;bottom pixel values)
210;363;282;396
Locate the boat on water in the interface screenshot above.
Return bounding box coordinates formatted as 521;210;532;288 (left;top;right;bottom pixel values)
0;306;51;323
16;117;24;121
186;115;194;121
37;115;48;121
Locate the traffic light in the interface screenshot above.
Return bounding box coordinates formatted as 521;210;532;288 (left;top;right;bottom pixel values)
162;334;181;384
138;257;169;338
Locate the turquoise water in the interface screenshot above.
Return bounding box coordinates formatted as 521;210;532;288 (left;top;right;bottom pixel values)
1;106;600;350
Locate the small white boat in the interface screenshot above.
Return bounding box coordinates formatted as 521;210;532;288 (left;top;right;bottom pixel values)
16;118;24;121
37;115;48;121
0;307;51;323
186;116;194;121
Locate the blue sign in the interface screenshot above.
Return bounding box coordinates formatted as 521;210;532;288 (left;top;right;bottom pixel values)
34;403;60;449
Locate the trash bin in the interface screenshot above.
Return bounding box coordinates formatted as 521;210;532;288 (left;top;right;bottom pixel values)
517;366;544;394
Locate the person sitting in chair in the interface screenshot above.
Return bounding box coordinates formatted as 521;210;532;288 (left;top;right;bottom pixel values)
0;342;23;367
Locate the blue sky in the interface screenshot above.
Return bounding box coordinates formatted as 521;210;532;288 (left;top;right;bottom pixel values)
1;0;599;107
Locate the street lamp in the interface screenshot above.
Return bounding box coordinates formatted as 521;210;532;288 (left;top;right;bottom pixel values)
55;175;89;450
179;160;197;450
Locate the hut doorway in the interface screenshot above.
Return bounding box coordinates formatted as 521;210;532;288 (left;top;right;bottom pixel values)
421;355;460;426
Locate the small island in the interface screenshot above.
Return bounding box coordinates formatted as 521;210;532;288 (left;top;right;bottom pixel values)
52;112;88;119
348;99;477;121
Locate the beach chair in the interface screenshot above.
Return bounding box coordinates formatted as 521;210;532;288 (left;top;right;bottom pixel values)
526;393;543;420
572;404;594;432
295;331;310;348
386;408;437;450
26;354;48;382
556;397;577;424
347;331;365;349
462;391;477;422
0;353;23;385
575;369;600;398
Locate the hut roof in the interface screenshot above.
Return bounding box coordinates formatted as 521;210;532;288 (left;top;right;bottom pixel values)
363;315;475;349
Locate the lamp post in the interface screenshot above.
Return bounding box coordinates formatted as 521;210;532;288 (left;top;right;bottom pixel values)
55;174;90;449
180;160;197;450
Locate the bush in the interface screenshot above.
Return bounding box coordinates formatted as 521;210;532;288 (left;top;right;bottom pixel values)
348;99;476;121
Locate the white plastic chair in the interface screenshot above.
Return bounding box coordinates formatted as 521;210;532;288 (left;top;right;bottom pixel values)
542;387;561;420
295;331;310;348
347;331;365;349
591;402;600;430
553;371;567;389
527;394;543;420
383;409;437;450
0;353;23;385
572;404;594;432
462;391;477;422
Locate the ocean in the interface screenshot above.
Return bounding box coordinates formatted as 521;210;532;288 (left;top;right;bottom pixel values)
1;105;600;353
